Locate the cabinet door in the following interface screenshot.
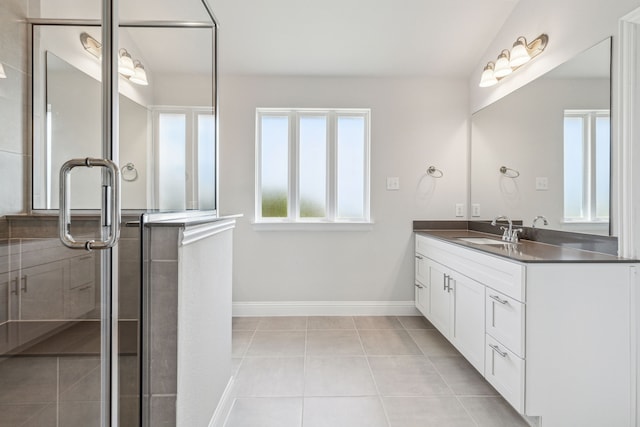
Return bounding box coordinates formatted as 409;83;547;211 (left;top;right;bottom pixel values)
415;253;428;285
0;272;19;323
414;281;429;317
427;259;451;336
451;274;485;374
20;261;66;320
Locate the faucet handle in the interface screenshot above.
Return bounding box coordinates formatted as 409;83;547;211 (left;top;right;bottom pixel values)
499;226;510;241
511;228;523;243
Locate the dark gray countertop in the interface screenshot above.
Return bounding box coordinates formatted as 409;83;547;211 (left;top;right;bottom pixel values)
416;229;638;263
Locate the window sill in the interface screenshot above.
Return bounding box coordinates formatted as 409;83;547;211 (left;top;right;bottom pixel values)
252;220;375;231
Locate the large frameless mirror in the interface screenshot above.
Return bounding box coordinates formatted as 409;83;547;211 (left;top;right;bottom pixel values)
471;38;611;235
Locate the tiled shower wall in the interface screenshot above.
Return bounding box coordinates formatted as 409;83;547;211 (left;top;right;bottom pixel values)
0;217;142;427
0;0;29;216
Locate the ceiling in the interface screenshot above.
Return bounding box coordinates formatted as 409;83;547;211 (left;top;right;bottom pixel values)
209;0;521;77
36;0;523;79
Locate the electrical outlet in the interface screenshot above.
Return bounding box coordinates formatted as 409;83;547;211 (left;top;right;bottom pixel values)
472;204;481;217
535;177;549;191
455;203;464;217
386;177;400;190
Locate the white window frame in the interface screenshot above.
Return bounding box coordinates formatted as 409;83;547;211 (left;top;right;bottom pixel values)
255;108;372;230
563;109;610;223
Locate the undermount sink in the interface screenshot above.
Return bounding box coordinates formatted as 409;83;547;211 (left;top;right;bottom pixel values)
456;237;510;245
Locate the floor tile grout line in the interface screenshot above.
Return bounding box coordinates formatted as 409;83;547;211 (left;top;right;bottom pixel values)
229;316;519;426
421;355;482;427
411;327;483;427
301;318;308;427
355;326;392;427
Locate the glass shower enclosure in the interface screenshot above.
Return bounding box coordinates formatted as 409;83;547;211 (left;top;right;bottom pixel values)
0;0;218;425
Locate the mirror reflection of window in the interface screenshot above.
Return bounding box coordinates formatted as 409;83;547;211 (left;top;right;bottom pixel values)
563;109;610;223
154;108;216;211
197;113;216;211
157;112;187;210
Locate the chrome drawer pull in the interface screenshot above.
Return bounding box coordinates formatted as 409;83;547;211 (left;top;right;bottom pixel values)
489;294;509;305
415;283;424;289
489;343;508;358
415;255;424;260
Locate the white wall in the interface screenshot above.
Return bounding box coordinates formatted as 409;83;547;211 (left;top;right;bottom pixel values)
219;76;468;306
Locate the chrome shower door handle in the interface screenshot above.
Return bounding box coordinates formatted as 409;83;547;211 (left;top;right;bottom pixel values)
59;157;121;251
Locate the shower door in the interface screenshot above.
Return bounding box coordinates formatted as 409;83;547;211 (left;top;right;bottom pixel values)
7;0;126;426
14;0;218;425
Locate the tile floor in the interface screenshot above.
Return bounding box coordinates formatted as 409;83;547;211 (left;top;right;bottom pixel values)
225;315;529;427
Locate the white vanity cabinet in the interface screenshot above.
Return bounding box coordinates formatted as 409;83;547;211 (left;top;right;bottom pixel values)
417;254;485;373
414;232;638;427
413;254;429;316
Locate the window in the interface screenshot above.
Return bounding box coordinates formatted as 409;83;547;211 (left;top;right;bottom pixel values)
563;109;610;222
256;108;370;226
154;107;216;211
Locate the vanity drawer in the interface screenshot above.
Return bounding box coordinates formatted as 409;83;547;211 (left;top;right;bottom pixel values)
485;335;525;413
485;289;525;357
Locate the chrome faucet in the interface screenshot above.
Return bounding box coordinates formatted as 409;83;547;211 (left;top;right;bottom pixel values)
532;215;549;228
491;215;522;243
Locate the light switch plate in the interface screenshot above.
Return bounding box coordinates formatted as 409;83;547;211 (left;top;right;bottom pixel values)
455;203;464;217
472;204;481;217
386;177;400;190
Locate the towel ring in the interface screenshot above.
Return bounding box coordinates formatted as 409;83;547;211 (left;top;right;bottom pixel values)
122;162;138;182
426;166;444;178
499;166;520;178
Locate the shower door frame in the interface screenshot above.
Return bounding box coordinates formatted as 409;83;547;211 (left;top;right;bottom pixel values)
29;0;121;424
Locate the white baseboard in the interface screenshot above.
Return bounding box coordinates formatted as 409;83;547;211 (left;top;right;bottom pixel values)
208;376;235;427
232;301;419;317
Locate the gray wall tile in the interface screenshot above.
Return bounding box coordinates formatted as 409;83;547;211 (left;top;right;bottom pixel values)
150;395;176;427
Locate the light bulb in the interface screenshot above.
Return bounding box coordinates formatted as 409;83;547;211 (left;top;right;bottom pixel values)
479;63;497;87
129;61;148;86
118;49;135;77
510;37;531;67
493;50;512;78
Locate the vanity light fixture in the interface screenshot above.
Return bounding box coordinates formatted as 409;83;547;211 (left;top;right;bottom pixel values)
79;32;149;86
479;34;548;88
80;32;102;59
0;63;6;79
